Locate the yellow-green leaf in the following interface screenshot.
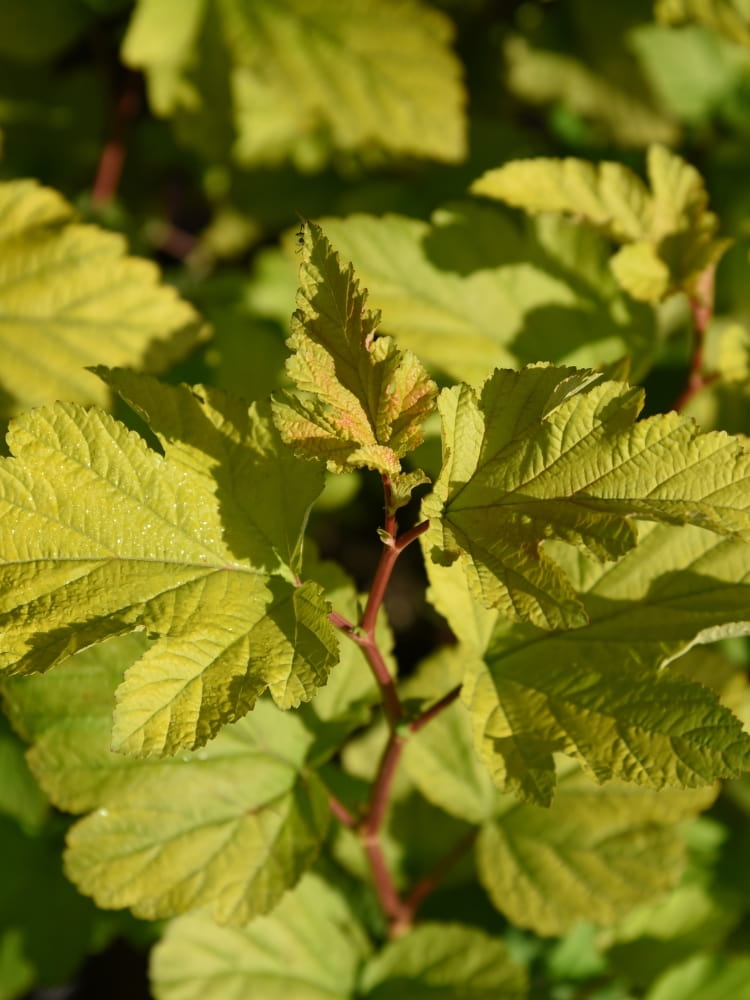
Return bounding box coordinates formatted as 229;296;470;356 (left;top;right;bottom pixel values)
656;0;750;47
477;767;716;936
318;206;657;385
272;222;437;486
471;146;730;302
0;179;205;420
0;376;337;756
64;702;330;923
123;0;466;168
425;364;750;629
444;520;750;804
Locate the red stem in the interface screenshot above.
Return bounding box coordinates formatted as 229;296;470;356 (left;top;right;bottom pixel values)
328;793;356;828
92;70;141;205
402;829;478;920
673;265;716;412
409;685;462;733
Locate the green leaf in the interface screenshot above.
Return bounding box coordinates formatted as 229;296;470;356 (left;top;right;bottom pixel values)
458;520;750;804
151;878;527;1000
403;689;496;825
150;872;372;999
471;146;730;302
359;923;528;999
0;0;91;62
3;635;153;813
477;767;715;936
655;0;750;48
503;33;679;148
0;713;47;832
319;205;657;385
424;364;750;630
646;953;750;1000
65;701;331;922
0;179;206;420
0;815;101;997
6;640;331;923
272;222;437;492
0;374;338;755
123;0;466;168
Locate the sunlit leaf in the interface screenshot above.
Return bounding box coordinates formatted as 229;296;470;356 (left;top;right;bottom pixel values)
0;179;205;420
123;0;466;168
424;364;750;630
472;145;730;302
0;374;337;756
272;222;436;503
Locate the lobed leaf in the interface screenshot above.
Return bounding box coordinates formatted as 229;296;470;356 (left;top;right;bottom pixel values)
359;923;528;999
151;875;527;1000
0;374;337;756
424;364;750;630
123;0;466;168
65;701;330;923
0;179;205;420
428;518;750;804
471;145;730;302
272;222;436;498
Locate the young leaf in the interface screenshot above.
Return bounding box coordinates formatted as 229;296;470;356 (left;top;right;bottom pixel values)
0;376;338;755
123;0;466;167
476;768;716;937
64;701;331;923
450;521;750;804
424;364;750;630
471;145;731;302
0;179;205;419
272;222;437;505
318;206;657;385
150;873;372;1000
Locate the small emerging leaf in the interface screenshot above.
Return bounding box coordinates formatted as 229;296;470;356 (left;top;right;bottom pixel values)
273;222;436;502
471;145;730;302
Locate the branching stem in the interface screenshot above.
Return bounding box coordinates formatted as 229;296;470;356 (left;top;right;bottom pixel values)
322;474;467;935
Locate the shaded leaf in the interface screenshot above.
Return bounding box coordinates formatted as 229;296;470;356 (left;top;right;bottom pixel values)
477;768;715;936
503;33;678;148
656;0;750;48
150;872;371;999
646;953;750;1000
360;922;528;999
0;179;205;420
319;205;657;385
65;701;331;923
